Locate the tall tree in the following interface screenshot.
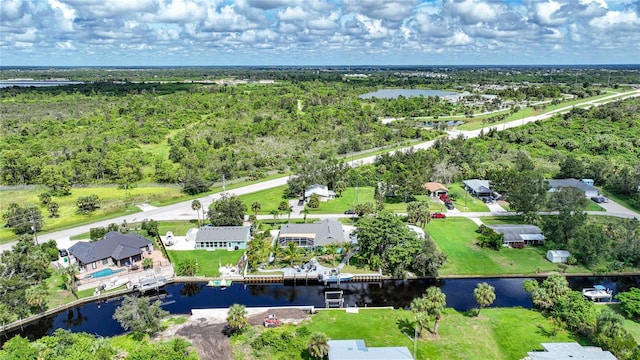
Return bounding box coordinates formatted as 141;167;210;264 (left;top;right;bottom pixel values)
410;297;430;338
191;199;202;227
112;295;168;336
251;201;261;217
423;286;446;335
474;282;496;316
208;194;247;226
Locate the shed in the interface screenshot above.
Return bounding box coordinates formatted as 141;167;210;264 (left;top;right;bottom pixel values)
547;250;571;263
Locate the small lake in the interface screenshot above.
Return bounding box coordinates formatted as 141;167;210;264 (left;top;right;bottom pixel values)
4;275;639;343
0;80;85;88
359;89;458;99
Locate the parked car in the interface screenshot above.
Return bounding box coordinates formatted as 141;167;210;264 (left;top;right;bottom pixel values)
344;209;355;215
430;212;446;219
445;202;455;210
590;196;607;203
58;248;68;257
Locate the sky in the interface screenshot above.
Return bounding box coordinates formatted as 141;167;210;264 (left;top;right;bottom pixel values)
1;0;639;66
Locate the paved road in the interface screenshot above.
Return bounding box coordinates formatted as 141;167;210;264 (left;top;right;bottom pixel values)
2;89;639;252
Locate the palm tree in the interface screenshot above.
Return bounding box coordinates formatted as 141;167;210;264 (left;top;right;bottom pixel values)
251;201;261;217
334;180;346;197
271;242;282;268
307;332;330;359
286;241;299;266
410;297;430;337
423;286;446;335
25;284;48;309
191;199;202;227
324;243;338;266
287;206;293;223
58;264;80;298
300;207;310;223
270;209;279;220
473;282;496;316
226;304;248;333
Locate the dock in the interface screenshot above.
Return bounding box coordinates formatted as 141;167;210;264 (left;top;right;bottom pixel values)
582;286;614;303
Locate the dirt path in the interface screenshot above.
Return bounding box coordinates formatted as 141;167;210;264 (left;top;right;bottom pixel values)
156;308;311;360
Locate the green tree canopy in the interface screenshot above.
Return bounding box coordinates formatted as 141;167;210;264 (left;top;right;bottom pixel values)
112;295;168;336
208;194;247;226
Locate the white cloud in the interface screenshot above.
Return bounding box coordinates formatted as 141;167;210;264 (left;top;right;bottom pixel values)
202;4;260;32
278;6;309;21
444;0;504;24
355;14;391;40
530;0;566;26
590;9;640;29
48;0;76;32
446;30;473;45
55;40;75;50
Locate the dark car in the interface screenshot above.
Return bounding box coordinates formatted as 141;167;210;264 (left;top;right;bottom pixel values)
58;248;68;257
344;209;356;215
430;212;446;219
445;202;455;210
591;196;607;203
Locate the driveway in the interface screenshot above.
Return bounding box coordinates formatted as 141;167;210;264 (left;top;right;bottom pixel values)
594;198;640;219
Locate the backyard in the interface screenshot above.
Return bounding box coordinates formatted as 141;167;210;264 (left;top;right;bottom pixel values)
167;250;244;277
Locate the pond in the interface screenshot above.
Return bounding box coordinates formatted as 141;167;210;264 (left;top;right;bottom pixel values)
4;275;640;343
359;89;458;99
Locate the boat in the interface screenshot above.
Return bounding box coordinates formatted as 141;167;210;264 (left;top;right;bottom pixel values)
207;279;232;288
582;285;613;302
319;269;354;283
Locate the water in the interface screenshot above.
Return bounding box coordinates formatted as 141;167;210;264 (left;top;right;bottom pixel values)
0;80;84;88
359;89;458;99
84;268;125;279
4;276;639;342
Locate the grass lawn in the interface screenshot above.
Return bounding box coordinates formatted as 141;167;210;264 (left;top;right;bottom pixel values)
157;221;198;236
44;272;77;308
426;217;589;276
448;183;489;212
166;250;244;277
307;187;376;214
237;185;290;215
605;304;640;342
306;308;579;360
479;216;528;225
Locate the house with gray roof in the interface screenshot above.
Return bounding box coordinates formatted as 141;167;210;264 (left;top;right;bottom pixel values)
278;219;344;248
463;179;492;197
526;342;616;360
194;226;251;250
68;231;153;272
547;178;599;197
488;224;545;247
328;339;413;360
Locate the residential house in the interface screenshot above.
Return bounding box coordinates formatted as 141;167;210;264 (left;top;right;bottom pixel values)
423;182;449;197
68;231;153;272
278;219;345;248
526;342;616;360
488;224;545;247
194;226;251;250
328;339;413;360
463;179;492;197
304;184;336;202
547;178;599;198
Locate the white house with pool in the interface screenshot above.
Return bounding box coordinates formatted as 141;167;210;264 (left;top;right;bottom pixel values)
68;231;153;275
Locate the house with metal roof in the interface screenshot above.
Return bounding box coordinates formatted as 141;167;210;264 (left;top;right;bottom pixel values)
328;339;413;360
68;231;153;272
463;179;492;197
305;184;336;202
526;342;616;360
194;226;251;250
278;219;345;248
488;224;545;247
547;178;599;197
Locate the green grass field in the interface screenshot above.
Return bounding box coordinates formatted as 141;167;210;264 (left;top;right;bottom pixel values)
237;185;290;215
448;183;490;212
306;308;579;360
426;217;589;275
166;250;244;277
307;187;376;214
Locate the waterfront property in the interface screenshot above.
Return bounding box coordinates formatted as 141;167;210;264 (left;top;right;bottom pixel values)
278;219;345;248
328;339;413;360
68;231;153;272
527;342;616;360
488;224;545;247
194;226;251;250
547;178;600;197
546;250;571;263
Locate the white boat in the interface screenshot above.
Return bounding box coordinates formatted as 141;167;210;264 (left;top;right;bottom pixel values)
319;269;354;283
582;285;613;302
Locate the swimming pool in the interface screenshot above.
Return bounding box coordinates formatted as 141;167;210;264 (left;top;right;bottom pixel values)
84;268;125;279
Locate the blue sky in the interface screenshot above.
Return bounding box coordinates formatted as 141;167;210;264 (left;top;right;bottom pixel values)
1;0;639;66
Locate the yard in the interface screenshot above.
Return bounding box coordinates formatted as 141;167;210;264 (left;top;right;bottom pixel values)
447;183;490;212
166;250;244;277
426;217;590;276
305;308;580;360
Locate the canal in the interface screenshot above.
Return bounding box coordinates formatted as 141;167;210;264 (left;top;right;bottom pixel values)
4;275;640;342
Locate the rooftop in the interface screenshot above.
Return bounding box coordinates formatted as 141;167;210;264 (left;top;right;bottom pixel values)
527;342;617;360
328;339;413;360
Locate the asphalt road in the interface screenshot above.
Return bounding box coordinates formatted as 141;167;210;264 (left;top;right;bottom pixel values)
2;89;639;252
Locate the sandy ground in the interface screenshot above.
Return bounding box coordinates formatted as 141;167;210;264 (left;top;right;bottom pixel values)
156;308;312;360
